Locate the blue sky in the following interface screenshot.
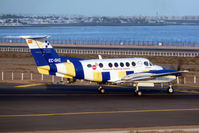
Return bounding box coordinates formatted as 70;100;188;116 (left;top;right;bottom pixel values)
0;0;199;16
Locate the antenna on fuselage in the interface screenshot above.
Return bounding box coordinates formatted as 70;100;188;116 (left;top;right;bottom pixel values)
98;55;102;59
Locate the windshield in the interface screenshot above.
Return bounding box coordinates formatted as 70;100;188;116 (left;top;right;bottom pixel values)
149;61;153;66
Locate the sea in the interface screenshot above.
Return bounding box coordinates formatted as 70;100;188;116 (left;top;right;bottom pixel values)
0;25;199;43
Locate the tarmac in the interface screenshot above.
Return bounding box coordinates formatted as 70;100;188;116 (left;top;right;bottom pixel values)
0;82;199;132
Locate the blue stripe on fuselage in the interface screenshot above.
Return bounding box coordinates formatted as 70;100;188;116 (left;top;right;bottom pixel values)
126;71;134;75
60;56;85;62
148;69;177;74
148;69;180;76
73;61;84;79
102;72;110;83
49;64;57;75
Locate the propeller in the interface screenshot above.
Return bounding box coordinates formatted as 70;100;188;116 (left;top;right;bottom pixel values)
169;57;183;71
169;58;185;77
177;58;183;71
176;58;189;77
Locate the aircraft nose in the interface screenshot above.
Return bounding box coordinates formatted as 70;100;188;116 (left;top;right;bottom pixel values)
156;65;164;70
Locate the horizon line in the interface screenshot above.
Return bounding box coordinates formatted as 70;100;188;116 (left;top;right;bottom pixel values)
1;13;199;17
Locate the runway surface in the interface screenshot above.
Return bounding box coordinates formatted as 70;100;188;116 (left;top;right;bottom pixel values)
0;83;199;132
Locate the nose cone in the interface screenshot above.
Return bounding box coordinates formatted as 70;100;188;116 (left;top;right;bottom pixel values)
154;65;164;70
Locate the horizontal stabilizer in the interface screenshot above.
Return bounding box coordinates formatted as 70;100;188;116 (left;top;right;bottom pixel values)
20;35;50;39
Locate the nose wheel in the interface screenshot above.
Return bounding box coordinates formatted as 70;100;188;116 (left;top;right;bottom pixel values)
167;84;174;94
134;84;142;96
135;90;142;96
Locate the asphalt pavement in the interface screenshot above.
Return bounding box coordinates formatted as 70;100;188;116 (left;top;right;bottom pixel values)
0;82;199;132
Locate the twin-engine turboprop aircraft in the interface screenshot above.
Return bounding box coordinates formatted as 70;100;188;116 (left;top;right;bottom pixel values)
21;35;188;96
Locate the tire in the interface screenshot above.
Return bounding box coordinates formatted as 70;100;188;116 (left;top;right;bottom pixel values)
134;90;142;96
137;91;142;96
167;87;174;94
98;87;105;94
100;88;105;94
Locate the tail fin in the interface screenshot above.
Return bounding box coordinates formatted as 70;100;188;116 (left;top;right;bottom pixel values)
21;35;60;66
21;35;61;75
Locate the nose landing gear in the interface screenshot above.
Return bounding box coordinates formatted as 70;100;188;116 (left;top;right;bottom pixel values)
134;84;142;96
167;84;174;94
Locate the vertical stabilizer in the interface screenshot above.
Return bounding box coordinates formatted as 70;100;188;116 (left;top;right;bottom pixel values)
21;35;59;66
21;35;62;75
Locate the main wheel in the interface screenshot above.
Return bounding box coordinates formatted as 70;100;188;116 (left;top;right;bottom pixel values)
98;87;105;94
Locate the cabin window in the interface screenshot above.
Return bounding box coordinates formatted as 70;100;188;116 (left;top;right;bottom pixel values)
126;62;130;67
120;62;124;67
144;61;149;66
108;63;113;68
87;64;92;68
132;62;136;66
114;62;118;67
99;63;103;68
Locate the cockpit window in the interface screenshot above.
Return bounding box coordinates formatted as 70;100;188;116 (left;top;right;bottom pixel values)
144;61;149;66
149;61;153;66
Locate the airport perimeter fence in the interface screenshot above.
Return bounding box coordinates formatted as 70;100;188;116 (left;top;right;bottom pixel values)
0;71;68;84
0;46;199;57
0;38;199;47
0;71;199;85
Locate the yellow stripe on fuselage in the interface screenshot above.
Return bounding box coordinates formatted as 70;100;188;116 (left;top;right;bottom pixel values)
93;72;102;82
163;75;176;78
142;70;149;72
37;65;50;75
64;62;76;77
63;74;73;79
118;71;126;79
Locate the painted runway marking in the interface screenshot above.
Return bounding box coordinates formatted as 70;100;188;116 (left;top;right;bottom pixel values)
15;83;45;88
1;108;199;118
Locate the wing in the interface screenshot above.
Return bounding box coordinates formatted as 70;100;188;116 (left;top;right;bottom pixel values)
115;70;188;83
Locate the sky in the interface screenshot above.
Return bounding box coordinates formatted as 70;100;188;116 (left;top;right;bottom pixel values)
0;0;199;16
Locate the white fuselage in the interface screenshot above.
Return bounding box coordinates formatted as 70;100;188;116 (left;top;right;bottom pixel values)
79;57;176;83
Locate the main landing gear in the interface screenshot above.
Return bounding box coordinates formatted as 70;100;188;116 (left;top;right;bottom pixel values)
134;84;142;96
98;86;105;94
167;84;174;94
